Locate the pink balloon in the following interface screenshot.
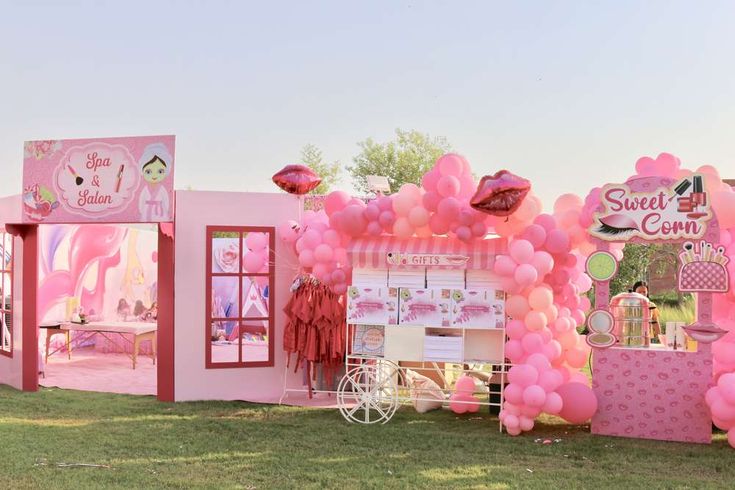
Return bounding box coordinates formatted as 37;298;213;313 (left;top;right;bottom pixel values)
378;210;396;228
556;382;598;424
506;319;527;340
506;295;531;319
508;364;539;387
364;203;380;221
422;191;441;212
331;268;346;284
342;204;368;236
521;332;544;353
471;221;487;238
437;153;465;176
437;175;460;197
522;224;547;248
538;368;564;392
504;413;520;429
523;384;547;407
332;282;347;295
333;247;348;266
421;169;441;190
278;220;301;243
525;310;547;331
526;352;551;373
509;239;535;264
302;229;322;248
728;428;735;449
455;375;476;394
415;225;433;238
393;217;414;239
377;195;393;211
429;213;451;235
554;193;583;214
494;255;518;277
437;197;461;220
519;415;535;432
366;221;383;236
455;226;472;243
324;191;351;216
533;213;556;231
408;206;430;228
542;392;563;414
449;394;469;414
514;263;538;287
393;191;417;216
528;287;553;310
322;230;341;248
545;229;571;254
245;232;268;252
298;249;315;268
243;251;266;273
314;243;334;263
505;339;524;361
504;383;524;405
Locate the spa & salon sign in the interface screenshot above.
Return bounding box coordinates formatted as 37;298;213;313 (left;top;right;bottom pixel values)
22;135;175;223
590;175;712;241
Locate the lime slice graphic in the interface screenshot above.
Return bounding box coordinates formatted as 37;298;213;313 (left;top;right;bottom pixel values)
586;251;617;282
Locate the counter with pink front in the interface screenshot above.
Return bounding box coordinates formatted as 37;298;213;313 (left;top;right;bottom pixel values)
591;345;713;443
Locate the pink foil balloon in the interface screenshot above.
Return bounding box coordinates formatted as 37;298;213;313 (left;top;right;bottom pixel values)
471;170;531;217
272;164;322;195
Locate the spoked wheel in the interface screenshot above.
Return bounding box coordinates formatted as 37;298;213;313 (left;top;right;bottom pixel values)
337;361;400;424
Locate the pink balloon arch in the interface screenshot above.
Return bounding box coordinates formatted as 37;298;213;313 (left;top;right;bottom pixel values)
278;151;735;447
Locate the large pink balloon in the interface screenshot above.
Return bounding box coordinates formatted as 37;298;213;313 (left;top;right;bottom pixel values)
408;206;430;228
556;382;598;424
324;191;351;216
437;153;465;176
243;251;266;273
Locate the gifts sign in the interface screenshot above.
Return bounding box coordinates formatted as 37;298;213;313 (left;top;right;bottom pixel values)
589;175;711;241
22;135;175;223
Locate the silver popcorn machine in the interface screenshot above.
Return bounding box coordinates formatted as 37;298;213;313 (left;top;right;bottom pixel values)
609;292;651;347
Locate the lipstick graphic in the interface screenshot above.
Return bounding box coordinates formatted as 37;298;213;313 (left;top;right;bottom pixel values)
669;178;691;202
114;165;124;193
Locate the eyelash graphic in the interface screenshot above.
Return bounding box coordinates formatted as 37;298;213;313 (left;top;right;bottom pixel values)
595;214;639;237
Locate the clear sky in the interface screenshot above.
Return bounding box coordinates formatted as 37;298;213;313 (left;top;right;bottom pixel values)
2;1;734;208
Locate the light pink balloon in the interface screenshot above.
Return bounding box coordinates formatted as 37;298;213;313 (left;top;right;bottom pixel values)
393;217;414;239
342;204;368;236
519;415;535;432
277;220;301;243
526;352;552;373
528;287;553;310
522;224;547;248
504;413;520;430
523;384;547;407
554;193;584;214
542;392;563;414
538;368;564;392
505;339;524;361
243;250;266;273
298;249;315;268
378;210;396;228
333;247;348;266
393;190;417;216
437;175;460;197
245;232;268;252
415;225;433;238
455;375;476;394
421;169;441;191
322;229;341;248
504;383;524;405
508;364;539;387
509;239;535;264
533;213;556;231
514;263;538;287
408;206;430;228
314;243;334;263
332;282;347;295
366;221;383;236
494;255;517;277
437;153;465;176
324;191;351;216
302;229;322;249
331;268;346;284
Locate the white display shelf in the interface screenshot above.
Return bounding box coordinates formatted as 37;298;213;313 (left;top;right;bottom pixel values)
347;322;505;331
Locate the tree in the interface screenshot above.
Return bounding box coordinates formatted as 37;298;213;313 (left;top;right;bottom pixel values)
300;144;341;195
348;129;452;194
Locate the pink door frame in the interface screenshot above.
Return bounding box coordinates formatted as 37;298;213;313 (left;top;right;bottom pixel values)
6;223;175;401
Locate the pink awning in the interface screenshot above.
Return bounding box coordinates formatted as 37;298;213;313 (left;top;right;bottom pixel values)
347;236;508;270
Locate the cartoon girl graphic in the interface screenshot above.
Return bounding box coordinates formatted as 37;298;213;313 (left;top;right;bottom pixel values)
138;143;172;221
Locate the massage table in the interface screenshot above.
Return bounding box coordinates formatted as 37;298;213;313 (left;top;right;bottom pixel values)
62;321;157;369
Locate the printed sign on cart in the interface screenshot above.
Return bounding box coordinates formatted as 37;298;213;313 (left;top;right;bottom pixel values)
386;252;469;268
22;135;175;223
589;175;711;241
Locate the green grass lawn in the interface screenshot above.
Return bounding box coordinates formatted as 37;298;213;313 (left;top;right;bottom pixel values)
0;385;733;489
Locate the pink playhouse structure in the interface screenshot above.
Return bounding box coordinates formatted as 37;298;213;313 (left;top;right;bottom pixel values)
3;137;735;449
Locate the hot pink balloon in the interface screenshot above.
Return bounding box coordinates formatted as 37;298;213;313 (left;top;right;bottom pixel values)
272;164;321;195
471;170;531;217
556;382;598;424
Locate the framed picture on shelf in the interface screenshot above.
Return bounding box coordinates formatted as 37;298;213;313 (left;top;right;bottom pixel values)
352;325;385;356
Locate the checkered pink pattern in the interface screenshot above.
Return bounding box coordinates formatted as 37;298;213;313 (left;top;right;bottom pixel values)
678;262;728;292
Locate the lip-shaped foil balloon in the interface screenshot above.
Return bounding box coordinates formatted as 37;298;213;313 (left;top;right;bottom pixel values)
682;323;727;344
470;170;531;217
272;165;322;195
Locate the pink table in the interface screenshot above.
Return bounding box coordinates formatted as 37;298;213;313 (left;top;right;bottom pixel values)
591;344;713;444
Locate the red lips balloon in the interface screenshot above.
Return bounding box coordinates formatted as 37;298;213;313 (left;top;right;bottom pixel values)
272;165;322;195
470;170;531;217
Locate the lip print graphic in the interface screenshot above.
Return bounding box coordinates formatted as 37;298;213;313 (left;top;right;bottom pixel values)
682;323;727;343
596;214;640;237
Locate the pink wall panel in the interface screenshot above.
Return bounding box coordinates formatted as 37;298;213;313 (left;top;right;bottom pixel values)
173;191;302;402
0;195;24;389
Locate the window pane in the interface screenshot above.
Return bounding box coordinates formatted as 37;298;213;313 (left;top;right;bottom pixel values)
211;276;239;318
211;234;240;273
242;276;269;318
240;320;269;363
1;233;11;271
1;311;9;352
210;321;239;363
242;232;269;274
2;272;11;302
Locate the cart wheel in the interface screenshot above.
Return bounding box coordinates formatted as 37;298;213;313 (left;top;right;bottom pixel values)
337;362;400;424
